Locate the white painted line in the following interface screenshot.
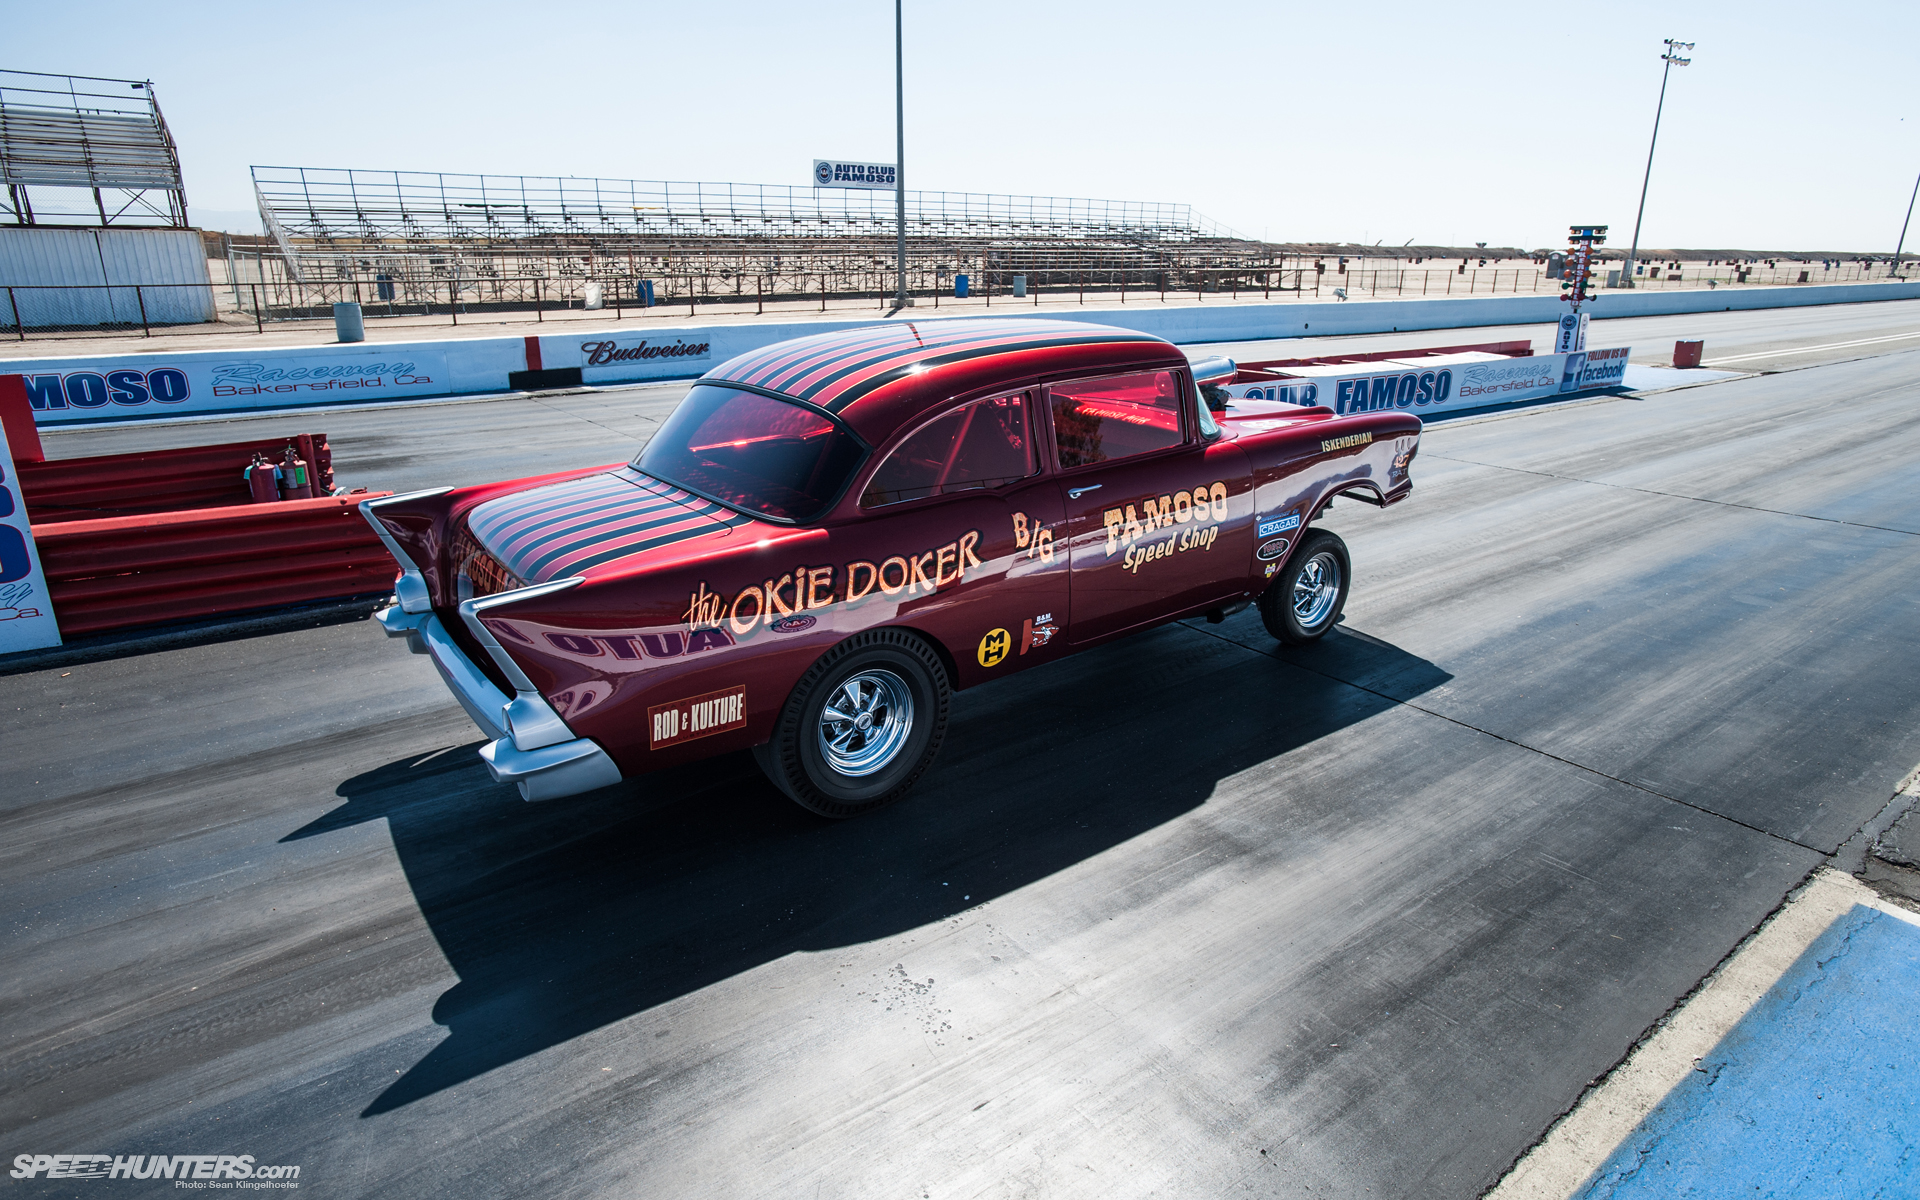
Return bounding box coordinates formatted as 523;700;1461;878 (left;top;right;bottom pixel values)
1485;866;1915;1200
1702;329;1920;365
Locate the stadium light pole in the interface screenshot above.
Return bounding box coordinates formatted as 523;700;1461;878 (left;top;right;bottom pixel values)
895;0;908;309
1621;39;1692;289
1892;165;1919;279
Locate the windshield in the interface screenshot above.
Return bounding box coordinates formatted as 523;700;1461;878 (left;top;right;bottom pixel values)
635;384;866;522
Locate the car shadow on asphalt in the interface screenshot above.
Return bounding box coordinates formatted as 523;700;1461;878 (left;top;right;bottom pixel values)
282;613;1451;1117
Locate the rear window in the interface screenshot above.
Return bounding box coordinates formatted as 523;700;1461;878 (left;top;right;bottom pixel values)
636;384;866;522
1049;369;1187;468
863;392;1036;508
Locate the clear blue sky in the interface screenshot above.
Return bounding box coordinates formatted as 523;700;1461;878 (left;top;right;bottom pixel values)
10;0;1917;251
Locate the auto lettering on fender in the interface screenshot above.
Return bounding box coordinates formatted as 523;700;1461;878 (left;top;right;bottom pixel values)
1257;513;1300;538
363;318;1421;813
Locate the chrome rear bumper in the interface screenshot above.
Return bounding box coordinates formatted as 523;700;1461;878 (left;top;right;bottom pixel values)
361;490;622;803
374;600;622;803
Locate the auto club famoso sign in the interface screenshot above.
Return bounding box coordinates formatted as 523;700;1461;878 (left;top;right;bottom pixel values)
812;159;897;189
1225;347;1631;416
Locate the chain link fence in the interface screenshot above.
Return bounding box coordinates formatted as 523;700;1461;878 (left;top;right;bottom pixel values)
5;254;1911;342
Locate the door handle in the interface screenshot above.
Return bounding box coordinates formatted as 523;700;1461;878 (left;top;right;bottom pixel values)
1067;484;1103;499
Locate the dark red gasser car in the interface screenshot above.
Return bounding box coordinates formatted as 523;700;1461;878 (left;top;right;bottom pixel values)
363;317;1419;816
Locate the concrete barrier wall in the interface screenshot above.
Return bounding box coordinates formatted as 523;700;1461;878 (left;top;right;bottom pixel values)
14;280;1920;425
1030;279;1920;344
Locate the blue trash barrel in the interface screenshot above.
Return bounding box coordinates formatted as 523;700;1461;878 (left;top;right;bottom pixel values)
954;274;969;299
333;302;365;343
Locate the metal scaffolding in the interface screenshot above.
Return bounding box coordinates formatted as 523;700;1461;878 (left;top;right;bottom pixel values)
245;165;1284;307
1;69;188;227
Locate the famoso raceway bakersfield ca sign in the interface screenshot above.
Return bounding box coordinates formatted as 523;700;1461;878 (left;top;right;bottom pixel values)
21;349;452;424
15;333;716;424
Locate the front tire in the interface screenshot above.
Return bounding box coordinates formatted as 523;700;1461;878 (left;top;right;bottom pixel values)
1259;529;1350;644
754;629;950;818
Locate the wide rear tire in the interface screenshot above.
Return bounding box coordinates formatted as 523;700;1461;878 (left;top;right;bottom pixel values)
754;629;950;818
1259;529;1350;645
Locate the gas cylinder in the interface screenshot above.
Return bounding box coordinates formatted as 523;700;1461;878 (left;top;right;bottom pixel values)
310;436;334;493
278;444;313;501
244;452;281;503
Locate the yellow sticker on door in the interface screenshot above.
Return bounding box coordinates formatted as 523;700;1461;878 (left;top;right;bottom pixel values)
977;628;1011;667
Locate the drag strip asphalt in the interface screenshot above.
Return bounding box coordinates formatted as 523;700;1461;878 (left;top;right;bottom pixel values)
3;338;1919;1198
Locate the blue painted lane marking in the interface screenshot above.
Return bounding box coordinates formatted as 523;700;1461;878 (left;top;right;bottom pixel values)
1579;903;1920;1198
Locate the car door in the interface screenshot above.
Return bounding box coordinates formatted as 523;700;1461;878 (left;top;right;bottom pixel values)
1049;368;1253;644
854;388;1069;683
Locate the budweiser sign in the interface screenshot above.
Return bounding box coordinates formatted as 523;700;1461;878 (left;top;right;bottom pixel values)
581;338;712;367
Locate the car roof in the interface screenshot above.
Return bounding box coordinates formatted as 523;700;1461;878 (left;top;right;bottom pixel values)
700;317;1188;446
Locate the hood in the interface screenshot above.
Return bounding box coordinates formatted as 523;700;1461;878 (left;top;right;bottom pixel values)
461;467;752;586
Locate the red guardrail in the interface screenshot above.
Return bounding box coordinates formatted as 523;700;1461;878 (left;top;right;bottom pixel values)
2;370;340;523
32;493;394;635
18;433;336;524
1;374;393;639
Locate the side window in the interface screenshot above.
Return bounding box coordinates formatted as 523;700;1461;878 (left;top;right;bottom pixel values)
1049;369;1186;469
862;391;1036;508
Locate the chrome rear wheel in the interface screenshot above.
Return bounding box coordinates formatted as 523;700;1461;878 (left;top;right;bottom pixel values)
755;629;951;819
817;669;914;777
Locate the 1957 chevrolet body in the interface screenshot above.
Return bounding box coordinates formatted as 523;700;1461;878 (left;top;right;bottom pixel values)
365;318;1419;816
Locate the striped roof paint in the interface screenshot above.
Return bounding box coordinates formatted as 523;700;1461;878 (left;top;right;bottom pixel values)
465;467;752;583
705;318;1165;414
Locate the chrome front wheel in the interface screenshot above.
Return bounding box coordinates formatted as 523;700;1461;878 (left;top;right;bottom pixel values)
1290;551;1344;630
1260;529;1351;645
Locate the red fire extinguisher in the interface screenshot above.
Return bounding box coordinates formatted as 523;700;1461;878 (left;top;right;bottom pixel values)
310;436;335;494
279;444;313;501
244;452;281;503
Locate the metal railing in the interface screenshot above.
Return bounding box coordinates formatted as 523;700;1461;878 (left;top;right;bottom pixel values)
5;257;1911;342
0;69;189;227
3;283;222;339
5;268;1326;339
250;166;1237;246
